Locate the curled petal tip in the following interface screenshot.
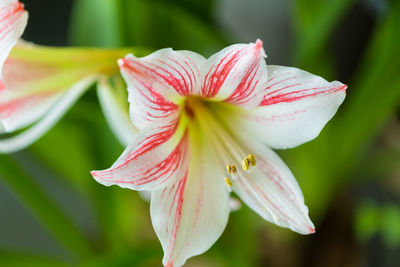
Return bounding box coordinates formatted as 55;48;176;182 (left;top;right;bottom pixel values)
254;39;266;58
17;1;25;10
90;170;102;178
308;227;316;234
255;39;263;49
332;81;347;92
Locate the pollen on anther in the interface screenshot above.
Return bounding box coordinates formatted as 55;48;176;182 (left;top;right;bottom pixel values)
248;154;256;166
226;165;237;174
224;177;232;187
242;154;256;171
242;158;250;171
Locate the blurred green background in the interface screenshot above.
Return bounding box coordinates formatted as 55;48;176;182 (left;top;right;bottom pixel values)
1;0;400;266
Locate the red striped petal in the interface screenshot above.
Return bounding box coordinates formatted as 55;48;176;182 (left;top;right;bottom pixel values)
119;50;205;129
0;42;130;133
0;76;96;153
0;89;63;132
0;0;27;76
91;115;190;191
0;46;84;132
0;51;66;132
261;65;347;106
216;65;346;149
200;39;268;107
151;141;230;267
232;137;315;235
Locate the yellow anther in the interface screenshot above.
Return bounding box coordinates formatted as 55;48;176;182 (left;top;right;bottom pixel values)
242;158;251;171
247;154;256;166
242;154;256;171
224;177;233;187
226;164;237;174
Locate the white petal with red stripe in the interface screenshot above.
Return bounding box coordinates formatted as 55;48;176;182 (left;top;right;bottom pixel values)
232;138;314;235
0;45;87;133
0;0;27;77
221;65;346;149
0;76;96;153
0;89;64;133
0;48;68;132
200;39;268;107
119;49;205;129
124;73;180;130
91;114;189;191
151;141;230;267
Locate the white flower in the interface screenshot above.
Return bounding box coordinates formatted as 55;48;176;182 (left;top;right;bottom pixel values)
91;39;347;267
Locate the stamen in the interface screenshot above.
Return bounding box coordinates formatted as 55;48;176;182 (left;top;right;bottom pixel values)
226;164;237;174
242;154;256;171
242;158;251;171
248;154;256;166
224;177;233;187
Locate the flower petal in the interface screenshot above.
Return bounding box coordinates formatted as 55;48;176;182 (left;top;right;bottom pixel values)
0;89;64;132
91;114;189;191
123;70;179;130
0;0;27;77
119;49;205;129
0;42;128;133
119;48;205;102
220;65;346;149
200;39;268;107
151;141;230;267
97;76;138;146
0;76;96;153
232;138;315;234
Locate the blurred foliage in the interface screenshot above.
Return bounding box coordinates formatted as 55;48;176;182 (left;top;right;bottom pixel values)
355;201;400;248
285;0;400;218
69;0;227;55
0;0;400;266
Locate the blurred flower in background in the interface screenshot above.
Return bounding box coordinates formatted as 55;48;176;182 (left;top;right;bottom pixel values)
0;0;399;267
0;1;144;153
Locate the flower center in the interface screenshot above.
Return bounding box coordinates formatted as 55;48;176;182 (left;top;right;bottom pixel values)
183;97;256;191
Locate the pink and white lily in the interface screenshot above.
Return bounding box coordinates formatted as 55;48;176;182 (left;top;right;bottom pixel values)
91;40;347;266
0;0;138;152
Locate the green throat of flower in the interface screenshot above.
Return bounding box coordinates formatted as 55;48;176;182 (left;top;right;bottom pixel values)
183;97;257;190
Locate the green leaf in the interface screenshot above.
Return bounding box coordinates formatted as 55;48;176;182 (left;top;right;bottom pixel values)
337;0;400;158
0;251;71;267
29;96;124;253
79;245;161;267
292;0;357;69
0;155;94;260
286;1;400;218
